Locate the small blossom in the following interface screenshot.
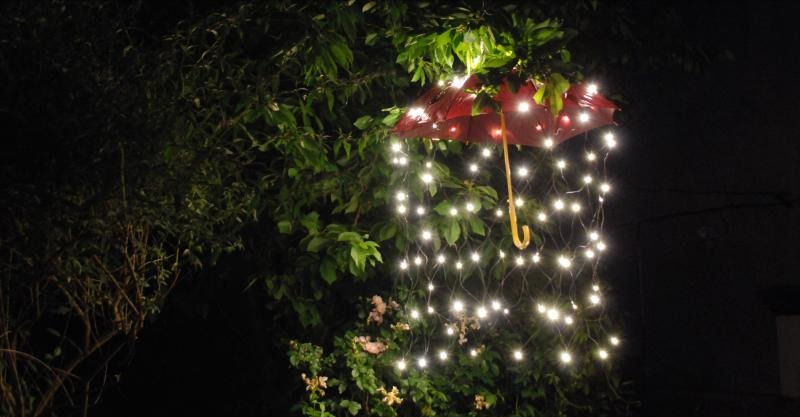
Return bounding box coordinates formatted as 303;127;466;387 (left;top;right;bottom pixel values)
378;386;404;406
391;322;411;332
354;336;388;355
474;394;491;410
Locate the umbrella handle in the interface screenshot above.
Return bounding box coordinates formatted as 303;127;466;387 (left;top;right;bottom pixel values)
500;112;532;250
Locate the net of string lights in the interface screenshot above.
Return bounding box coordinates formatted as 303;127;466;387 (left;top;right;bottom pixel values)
382;82;622;374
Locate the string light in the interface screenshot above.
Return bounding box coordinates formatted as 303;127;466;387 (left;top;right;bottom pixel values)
449;207;458;217
452;300;464;312
398;156;408;166
495;208;503;217
437;80;445;87
418;357;428;368
438;350;448;361
410;309;421;319
517;102;530;112
428;283;435;291
470;349;478;357
587;83;599;95
586;152;597;161
604;132;617;148
469;163;479;173
559;351;572;364
513;350;524;360
397;204;407;214
600;183;611;193
421;230;432;241
546;308;560;321
558;255;572;269
570;202;581;213
515;198;524;207
537;212;548;222
610;336;620;346
400;260;408;270
517;166;529;177
596;241;607;252
471;252;481;262
408;107;425;119
516;256;525;266
413;256;423;266
396;359;407;371
536;304;547;314
455;261;463;270
585;249;595;259
436;254;446;264
557;159;567;169
452;75;468;88
427;305;435;314
491;300;502;311
391;142;402;153
598;349;609;360
481;148;492;158
544;137;554;148
446;327;455;336
465;202;476;212
553;199;565;211
476;306;488;319
578;113;590;123
564;315;574;325
592;284;600;292
498;250;506;259
583;175;593;184
589;293;601;305
532;253;541;263
395;191;407;201
416;206;426;215
425;161;433;168
421;172;434;184
589;231;600;241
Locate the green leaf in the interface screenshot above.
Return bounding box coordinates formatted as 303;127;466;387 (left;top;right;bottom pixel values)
353;115;372;130
468;217;486;236
362;1;376;12
278;220;293;234
378;222;397;241
338;231;362;243
307;236;330;253
320;258;337;285
444;220;460;245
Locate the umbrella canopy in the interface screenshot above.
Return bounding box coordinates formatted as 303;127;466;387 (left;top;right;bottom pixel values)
394;74;618;147
393;74;618;250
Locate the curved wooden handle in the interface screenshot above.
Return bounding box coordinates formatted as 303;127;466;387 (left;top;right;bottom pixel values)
500;112;531;250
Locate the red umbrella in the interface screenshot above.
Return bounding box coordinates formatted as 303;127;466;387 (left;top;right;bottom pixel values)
393;74;618;250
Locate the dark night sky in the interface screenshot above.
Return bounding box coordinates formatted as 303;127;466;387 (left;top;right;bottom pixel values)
86;2;800;416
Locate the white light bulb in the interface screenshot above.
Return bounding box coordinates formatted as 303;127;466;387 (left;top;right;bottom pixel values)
517;166;529;176
585;249;595;259
592;284;600;292
600;183;611;193
586;152;597;161
418;357;428;368
598;349;609;360
571;301;578;310
495;208;503;217
465;202;476;212
532;253;541;263
391;142;402;153
560;351;572;364
427;305;435;314
469;163;479;173
392;157;399;165
397;204;407;214
604;132;617;148
558;256;572;269
537;212;548;222
452;75;467;88
471;252;480;262
438;350;448;361
553;199;565;211
476;306;488;319
498;250;506;259
446;327;455;335
583;175;593;184
481;148;492;158
455;261;463;270
416;206;426;215
410;309;420;319
517;102;530;112
587;83;599;95
513;350;524;360
452;300;464;312
589;294;601;305
579;113;590;123
589;231;600;241
413;256;423;266
596;241;607;252
546;308;560;321
537;304;547;313
421;172;433;184
503;308;509;314
564;315;574;325
437;254;446;264
428;283;435;291
437;79;445;87
449;207;458;217
398;156;408;166
400;260;408;270
395;191;406;201
425;161;433;168
557;159;567;169
491;300;502;311
610;336;620;346
544;137;554;148
470;349;478;357
571;202;581;213
515;198;524;207
396;359;407;370
516;256;525;266
409;107;425;118
421;230;432;241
